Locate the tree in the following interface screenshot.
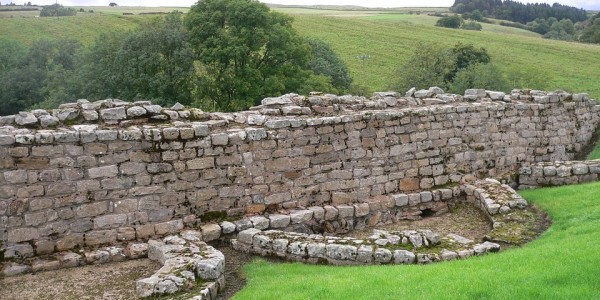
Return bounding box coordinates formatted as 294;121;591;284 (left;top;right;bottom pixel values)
462;21;482;31
109;2;117;7
579;15;600;44
0;39;82;115
306;38;352;93
436;15;463;28
392;43;496;93
77;13;196;107
391;43;456;92
185;0;312;111
449;63;510;94
111;13;195;106
40;4;77;17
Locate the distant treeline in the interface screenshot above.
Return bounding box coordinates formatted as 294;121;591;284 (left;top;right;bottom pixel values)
451;0;587;24
0;7;38;11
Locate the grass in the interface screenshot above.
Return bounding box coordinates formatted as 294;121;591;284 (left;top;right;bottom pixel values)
233;182;600;299
587;130;600;160
1;5;600;99
0;13;146;46
288;13;600;98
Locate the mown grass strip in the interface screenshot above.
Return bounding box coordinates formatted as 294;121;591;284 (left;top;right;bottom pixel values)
233;182;600;299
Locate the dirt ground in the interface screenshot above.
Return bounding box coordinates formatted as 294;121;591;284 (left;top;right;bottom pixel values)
0;203;499;299
343;202;492;241
0;259;159;300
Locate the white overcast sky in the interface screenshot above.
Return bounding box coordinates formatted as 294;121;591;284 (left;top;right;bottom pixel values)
29;0;600;10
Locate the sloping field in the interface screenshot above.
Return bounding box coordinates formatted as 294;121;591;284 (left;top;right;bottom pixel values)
233;182;600;299
1;6;599;97
0;13;145;46
289;13;600;98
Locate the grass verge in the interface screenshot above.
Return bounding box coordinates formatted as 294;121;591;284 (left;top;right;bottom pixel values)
233;182;600;299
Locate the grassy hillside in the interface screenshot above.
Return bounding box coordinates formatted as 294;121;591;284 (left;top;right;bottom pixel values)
0;13;145;46
1;6;599;98
234;181;600;299
287;13;600;98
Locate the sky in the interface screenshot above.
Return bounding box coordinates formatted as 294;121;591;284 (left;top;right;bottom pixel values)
27;0;600;10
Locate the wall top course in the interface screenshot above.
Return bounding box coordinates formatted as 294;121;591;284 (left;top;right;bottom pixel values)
0;89;597;147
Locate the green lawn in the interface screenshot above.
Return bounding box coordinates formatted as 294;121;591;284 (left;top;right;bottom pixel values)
233;182;600;299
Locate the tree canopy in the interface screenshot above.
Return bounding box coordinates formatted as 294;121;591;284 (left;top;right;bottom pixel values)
392;43;507;94
185;0;312;111
451;0;587;24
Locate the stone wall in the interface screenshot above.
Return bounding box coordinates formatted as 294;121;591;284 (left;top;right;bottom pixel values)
1;88;599;257
519;160;600;188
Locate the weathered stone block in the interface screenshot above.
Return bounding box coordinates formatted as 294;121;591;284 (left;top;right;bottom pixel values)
8;227;39;243
201;223;221;241
250;216;270;230
94;214;128;229
85;230;117;246
100;107;127;120
238;228;261;244
88;165;118;178
337;205;354;218
290;210;313;224
155;220;184;236
187;157;214;170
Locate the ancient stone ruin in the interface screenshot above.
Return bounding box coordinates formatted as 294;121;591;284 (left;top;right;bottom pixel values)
1;87;599;298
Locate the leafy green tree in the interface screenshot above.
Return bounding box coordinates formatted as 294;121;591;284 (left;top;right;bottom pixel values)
77;32;128;100
448;43;490;81
579;17;600;44
449;63;510;93
306;38;352;93
391;43;456;92
0;38;82;115
392;43;498;93
436;16;463;28
185;0;312;111
78;14;195;106
113;13;195;106
40;4;77;17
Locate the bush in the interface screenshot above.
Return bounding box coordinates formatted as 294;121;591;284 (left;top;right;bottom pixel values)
392;43;496;92
40;4;77;17
436;16;463;29
499;21;528;30
449;63;510;94
462;21;482;31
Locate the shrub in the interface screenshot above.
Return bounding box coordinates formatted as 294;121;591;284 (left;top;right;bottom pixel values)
40;4;77;17
449;63;510;94
436;16;463;29
462;21;482;31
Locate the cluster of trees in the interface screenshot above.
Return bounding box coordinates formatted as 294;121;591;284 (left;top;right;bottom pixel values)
40;3;76;17
579;13;600;44
392;43;509;94
436;15;482;31
0;0;352;115
450;0;600;44
451;0;587;24
527;17;575;40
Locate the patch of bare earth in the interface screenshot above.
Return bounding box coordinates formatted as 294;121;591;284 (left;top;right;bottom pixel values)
343;202;493;242
0;259;159;300
0;203;547;299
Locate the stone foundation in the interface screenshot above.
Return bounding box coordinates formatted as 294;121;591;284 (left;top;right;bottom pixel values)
519;160;600;188
1;88;598;258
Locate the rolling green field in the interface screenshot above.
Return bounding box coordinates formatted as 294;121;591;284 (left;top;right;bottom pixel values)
233;182;600;299
288;13;600;98
2;6;600;99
